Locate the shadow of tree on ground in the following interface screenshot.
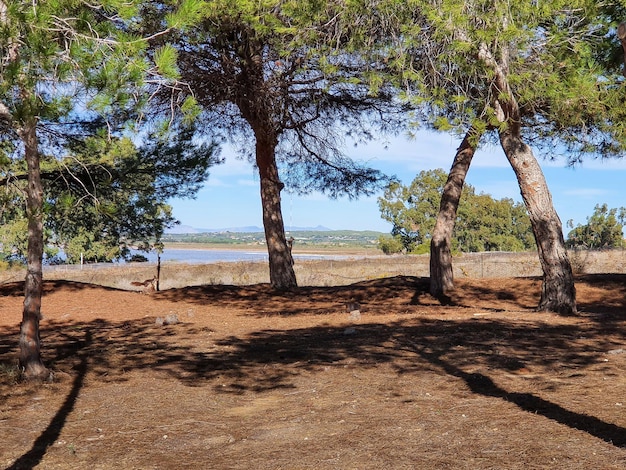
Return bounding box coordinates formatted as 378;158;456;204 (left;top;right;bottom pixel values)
150;274;626;318
7;330;91;470
1;306;624;448
414;344;626;447
2;273;626;463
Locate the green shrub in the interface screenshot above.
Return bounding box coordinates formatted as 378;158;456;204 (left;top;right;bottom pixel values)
378;235;404;254
409;242;430;255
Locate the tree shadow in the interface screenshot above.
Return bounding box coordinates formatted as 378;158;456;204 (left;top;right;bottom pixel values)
150;274;626;318
7;330;91;470
154;276;440;316
0;280;123;298
5;274;623;319
3;310;625;447
2;274;626;455
414;344;626;447
576;274;626;318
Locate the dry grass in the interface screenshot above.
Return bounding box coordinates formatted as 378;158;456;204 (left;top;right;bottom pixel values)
26;255;431;290
0;249;623;293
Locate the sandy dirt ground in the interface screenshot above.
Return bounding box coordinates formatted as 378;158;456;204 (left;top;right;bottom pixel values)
1;274;625;469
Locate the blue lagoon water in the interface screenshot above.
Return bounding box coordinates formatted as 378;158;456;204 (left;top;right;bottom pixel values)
140;248;267;264
132;248;350;264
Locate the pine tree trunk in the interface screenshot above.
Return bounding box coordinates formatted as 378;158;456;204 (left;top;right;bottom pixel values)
19;118;49;379
430;129;478;298
499;132;577;315
255;134;297;289
477;39;577;315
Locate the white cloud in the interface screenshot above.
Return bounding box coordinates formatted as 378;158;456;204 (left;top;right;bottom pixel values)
203;177;229;188
349;132;519;171
570;158;626;171
212;152;255;177
236;178;258;187
562;188;610;198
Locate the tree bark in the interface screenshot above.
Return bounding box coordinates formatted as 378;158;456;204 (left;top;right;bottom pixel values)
255;132;297;289
618;23;626;77
499;132;577;315
478;40;576;315
19;117;49;379
429;129;479;298
229;35;297;290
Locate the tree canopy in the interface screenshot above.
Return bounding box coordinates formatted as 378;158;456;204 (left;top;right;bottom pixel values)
376;0;626;156
364;0;626;313
0;129;220;263
5;0;626;376
566;204;626;250
135;0;404;288
378;169;534;254
0;0;206;378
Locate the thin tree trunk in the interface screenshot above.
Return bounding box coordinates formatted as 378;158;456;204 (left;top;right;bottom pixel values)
499;132;577;315
19;117;49;379
430;128;479;298
255;133;297;289
156;252;161;292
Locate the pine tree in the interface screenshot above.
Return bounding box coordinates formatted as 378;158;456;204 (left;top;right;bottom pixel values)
0;0;203;379
136;1;400;288
369;0;626;314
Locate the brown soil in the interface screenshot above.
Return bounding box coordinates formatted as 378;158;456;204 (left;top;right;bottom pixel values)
1;274;625;469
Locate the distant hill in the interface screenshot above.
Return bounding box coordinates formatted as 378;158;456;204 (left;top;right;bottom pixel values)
162;229;385;249
166;224;333;234
165;225;204;234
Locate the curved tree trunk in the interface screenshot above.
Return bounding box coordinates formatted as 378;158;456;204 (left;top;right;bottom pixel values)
478;40;576;315
499;132;576;315
429;129;479;298
255;132;297;289
19;118;49;379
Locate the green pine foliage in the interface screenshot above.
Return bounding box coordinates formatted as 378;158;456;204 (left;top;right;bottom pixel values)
0;128;220;263
0;1;219;264
137;0;405;199
375;0;626;159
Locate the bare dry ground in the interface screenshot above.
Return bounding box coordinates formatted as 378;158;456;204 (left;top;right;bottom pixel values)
1;269;626;469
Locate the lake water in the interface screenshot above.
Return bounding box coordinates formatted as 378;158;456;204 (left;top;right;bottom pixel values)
130;248;353;264
43;248;358;270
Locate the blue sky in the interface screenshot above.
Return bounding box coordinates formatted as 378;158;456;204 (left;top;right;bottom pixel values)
168;130;626;235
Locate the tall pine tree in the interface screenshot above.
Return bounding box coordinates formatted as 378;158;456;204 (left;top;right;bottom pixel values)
136;1;401;288
0;0;204;379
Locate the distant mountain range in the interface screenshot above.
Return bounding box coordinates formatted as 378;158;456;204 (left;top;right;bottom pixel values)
166;224;334;234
